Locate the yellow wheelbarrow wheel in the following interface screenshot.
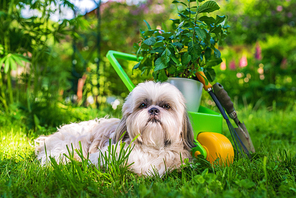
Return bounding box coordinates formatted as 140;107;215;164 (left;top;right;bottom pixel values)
197;132;234;165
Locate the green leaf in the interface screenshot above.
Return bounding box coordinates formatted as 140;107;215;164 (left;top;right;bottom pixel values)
143;20;151;30
195;27;207;40
133;43;140;51
143;37;156;46
204;67;216;82
11;54;30;67
170;19;180;24
133;62;141;70
161;32;173;39
181;53;191;65
157;69;168;82
140;43;150;50
199;16;215;26
194;175;205;184
155;58;166;71
205;47;212;61
185;32;193;38
211;25;222;36
178;12;189;20
172;0;187;6
161;48;171;64
0;44;3;55
235;179;256;189
206;57;222;67
168;66;176;74
0;57;6;69
162;22;168;32
215;15;226;24
172;42;183;49
171;56;181;66
8;55;17;71
153;41;165;48
0;11;7;18
198;1;220;13
156;36;165;41
4;54;12;73
33;114;40;128
214;48;221;58
150;47;165;53
143;30;155;37
188;45;199;62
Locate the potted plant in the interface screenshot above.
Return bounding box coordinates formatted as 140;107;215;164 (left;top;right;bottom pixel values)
133;0;229;112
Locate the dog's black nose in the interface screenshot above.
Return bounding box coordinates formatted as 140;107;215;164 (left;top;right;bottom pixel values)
148;107;159;115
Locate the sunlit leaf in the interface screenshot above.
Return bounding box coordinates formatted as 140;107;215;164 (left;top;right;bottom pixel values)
0;57;6;69
172;0;187;6
215;15;226;24
198;1;220;13
4;55;10;73
199;16;215;26
11;54;30;67
8;55;17;71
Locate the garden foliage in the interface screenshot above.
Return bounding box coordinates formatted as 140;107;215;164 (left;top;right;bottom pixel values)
133;0;229;82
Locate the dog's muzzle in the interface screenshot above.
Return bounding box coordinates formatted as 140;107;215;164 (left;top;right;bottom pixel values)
148;107;159;115
147;107;161;123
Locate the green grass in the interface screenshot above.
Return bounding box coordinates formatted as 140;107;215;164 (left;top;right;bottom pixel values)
1;106;296;197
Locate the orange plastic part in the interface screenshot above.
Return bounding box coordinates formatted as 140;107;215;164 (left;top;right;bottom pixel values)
195;71;213;91
197;132;234;165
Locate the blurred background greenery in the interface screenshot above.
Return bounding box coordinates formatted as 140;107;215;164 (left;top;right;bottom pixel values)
0;0;295;131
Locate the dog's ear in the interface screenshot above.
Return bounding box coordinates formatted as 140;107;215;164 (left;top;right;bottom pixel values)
113;115;129;144
181;112;196;150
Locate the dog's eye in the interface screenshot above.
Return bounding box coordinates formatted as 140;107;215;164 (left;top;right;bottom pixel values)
139;103;147;109
161;104;170;109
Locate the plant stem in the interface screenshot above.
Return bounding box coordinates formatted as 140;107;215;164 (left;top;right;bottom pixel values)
4;0;14;105
190;2;199;47
192;8;199;46
6;68;13;104
0;72;8;113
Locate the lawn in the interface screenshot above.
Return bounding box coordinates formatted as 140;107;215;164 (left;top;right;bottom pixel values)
0;105;296;197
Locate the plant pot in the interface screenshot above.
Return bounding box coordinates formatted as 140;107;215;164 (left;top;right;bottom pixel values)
167;77;203;112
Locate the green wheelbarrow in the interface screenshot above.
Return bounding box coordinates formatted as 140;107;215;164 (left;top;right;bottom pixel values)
106;50;234;165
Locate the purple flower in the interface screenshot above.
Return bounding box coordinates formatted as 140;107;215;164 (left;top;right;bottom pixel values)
276;5;283;12
255;42;262;60
280;58;288;69
229;60;236;70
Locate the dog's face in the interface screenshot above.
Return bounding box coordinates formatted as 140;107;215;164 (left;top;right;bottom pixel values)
114;81;195;150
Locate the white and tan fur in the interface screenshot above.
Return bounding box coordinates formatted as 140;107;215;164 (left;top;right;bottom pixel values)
35;81;196;176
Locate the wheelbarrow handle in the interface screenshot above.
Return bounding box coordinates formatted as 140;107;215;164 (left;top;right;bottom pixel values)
106;50;142;92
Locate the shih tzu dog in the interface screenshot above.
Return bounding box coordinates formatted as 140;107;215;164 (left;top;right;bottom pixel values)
35;81;196;176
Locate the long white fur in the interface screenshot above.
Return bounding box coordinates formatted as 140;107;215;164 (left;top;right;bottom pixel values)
35;81;195;176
